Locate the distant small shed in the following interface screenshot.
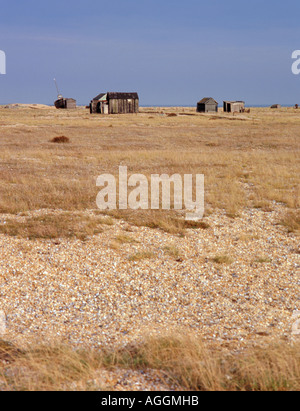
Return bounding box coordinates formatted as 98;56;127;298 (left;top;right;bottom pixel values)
223;101;245;113
270;104;281;109
197;97;218;113
54;98;76;110
90;92;139;114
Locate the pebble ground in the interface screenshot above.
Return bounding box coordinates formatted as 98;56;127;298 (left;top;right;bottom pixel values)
0;205;298;356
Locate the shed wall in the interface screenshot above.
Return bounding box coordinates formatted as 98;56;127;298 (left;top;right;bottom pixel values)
108;98;139;114
197;102;218;113
65;99;76;109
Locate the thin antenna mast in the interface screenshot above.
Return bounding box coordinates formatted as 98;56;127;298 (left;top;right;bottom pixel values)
54;78;63;99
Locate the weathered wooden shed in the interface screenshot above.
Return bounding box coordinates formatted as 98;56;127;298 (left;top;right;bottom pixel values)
270;104;281;109
197;97;218;113
54;97;76;109
223;101;245;113
90;93;107;114
90;92;139;114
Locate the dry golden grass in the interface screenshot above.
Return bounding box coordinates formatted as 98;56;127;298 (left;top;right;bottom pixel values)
0;105;298;235
0;335;299;391
128;251;156;261
125;334;300;391
0;339;105;391
254;256;272;264
114;234;137;244
0;212;112;240
109;234;138;250
211;254;234;265
280;210;300;235
163;244;182;259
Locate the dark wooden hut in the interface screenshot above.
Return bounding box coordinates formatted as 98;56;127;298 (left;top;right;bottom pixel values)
223;101;245;113
197;97;218;113
270;104;281;109
54;97;76;109
90;92;139;114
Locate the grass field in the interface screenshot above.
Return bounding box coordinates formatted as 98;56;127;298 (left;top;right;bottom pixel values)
0;105;299;235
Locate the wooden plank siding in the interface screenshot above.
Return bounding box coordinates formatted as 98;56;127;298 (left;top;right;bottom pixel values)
65;99;76;109
197;98;218;113
197;103;218;113
108;98;139;114
90;92;139;115
223;101;245;113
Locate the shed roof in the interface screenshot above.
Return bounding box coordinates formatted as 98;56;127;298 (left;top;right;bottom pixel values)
92;93;106;101
198;97;218;105
107;92;139;100
224;100;245;104
93;92;139;101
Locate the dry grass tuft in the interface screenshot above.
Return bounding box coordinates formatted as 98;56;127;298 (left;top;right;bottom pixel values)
254;256;272;264
128;251;155;261
163;245;181;259
0;335;299;391
114;334;300;391
184;220;210;230
114;234;137;244
0;340;104;391
106;210;187;236
109;234;137;250
0;213;109;240
280;210;300;235
50;136;70;144
0;340;23;363
211;254;233;265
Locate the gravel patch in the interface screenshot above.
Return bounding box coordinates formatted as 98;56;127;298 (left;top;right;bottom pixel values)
0;206;299;352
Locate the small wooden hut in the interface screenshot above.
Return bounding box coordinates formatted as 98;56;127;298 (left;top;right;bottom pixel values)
90;92;139;114
270;104;281;109
196;97;218;113
54;97;76;109
223;101;245;113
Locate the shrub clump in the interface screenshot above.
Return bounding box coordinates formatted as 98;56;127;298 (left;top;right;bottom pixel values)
50;136;70;144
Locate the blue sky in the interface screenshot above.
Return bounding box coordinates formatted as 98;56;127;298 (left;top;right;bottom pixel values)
0;0;300;106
